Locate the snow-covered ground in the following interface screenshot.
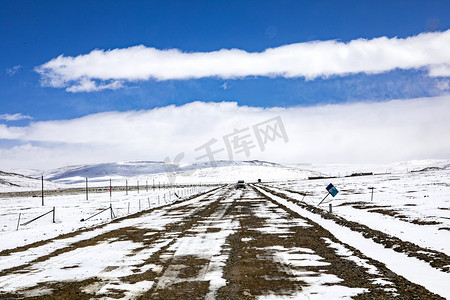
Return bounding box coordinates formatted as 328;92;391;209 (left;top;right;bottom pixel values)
0;185;216;251
0;170;68;192
255;186;450;298
0;188;225;298
1;184;445;299
0;159;449;298
265;168;450;255
1;159;449;253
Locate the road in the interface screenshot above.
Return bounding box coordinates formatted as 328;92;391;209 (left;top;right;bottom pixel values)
0;185;445;299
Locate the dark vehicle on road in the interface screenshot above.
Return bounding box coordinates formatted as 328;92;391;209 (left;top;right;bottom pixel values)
236;180;245;189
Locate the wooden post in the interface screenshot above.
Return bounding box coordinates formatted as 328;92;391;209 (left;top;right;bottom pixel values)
128;202;130;214
126;180;128;195
41;175;44;206
139;199;141;211
148;197;151;208
329;203;332;213
110;203;113;219
137;181;139;194
53;206;56;223
146;180;148;192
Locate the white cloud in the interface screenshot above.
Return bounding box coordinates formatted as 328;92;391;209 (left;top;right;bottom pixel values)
0;113;32;121
428;63;450;77
35;30;450;92
6;65;22;76
1;96;450;170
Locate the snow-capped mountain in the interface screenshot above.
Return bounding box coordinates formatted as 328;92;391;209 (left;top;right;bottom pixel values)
4;159;450;192
25;160;321;185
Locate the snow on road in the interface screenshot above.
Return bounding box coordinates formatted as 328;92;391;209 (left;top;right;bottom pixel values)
0;182;447;299
0;187;225;298
254;185;450;298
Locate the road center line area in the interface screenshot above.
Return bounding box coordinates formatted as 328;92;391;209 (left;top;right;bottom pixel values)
0;186;446;299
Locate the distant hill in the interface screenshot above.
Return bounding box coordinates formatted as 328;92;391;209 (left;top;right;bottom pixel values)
0;170;67;192
27;160;321;185
5;159;449;191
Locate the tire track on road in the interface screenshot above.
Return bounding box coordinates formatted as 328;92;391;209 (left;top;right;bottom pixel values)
0;187;228;299
254;184;447;299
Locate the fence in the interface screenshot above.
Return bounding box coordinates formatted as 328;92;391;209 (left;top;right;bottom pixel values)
17;207;55;230
7;183;217;233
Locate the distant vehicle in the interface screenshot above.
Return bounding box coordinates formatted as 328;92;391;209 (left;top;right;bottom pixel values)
236;180;245;189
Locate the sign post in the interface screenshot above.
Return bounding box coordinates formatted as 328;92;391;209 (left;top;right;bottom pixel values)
318;183;339;206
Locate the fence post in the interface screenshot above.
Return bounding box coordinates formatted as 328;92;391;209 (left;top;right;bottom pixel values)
53;206;56;223
110;203;113;219
86;178;88;200
128;202;130;214
329;203;332;213
16;213;21;231
137;181;139;194
139;199;141;211
126;180;128;195
146;180;148;192
41;175;44;206
369;187;375;201
110;179;112;198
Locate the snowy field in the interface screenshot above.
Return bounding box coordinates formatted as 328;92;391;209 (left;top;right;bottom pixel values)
0;161;449;299
0;185;215;251
265;168;450;255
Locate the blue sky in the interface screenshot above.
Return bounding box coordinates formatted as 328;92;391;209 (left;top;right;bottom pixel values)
1;0;450;170
1;0;449;121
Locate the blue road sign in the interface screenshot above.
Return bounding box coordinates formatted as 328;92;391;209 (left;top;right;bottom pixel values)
326;183;339;197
